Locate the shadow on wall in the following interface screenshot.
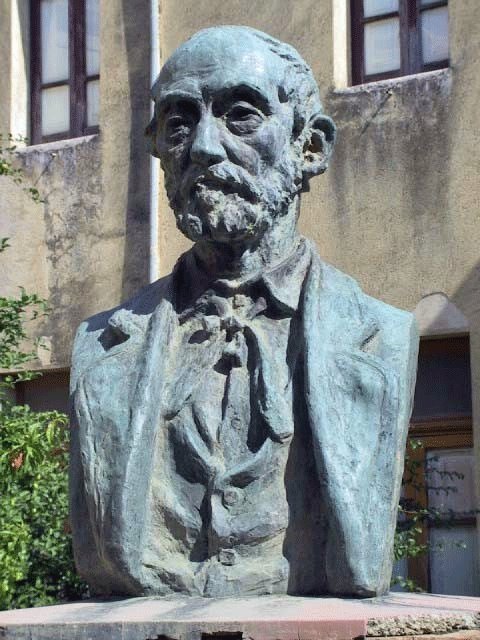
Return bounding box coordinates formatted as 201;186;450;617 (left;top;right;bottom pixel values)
413;292;469;337
414;258;480;454
120;0;152;300
451;261;480;335
451;259;480;417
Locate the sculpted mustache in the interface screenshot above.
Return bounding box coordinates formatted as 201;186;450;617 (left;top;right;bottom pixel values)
180;166;262;203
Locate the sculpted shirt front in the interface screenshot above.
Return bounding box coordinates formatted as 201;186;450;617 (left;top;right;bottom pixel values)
145;238;326;596
71;234;418;597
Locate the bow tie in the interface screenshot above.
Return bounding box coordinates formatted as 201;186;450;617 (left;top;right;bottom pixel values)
179;290;295;445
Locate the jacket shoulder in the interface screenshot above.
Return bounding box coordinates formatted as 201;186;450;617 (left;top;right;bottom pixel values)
70;274;173;391
305;253;419;596
365;293;418;356
318;258;419;405
313;255;418;348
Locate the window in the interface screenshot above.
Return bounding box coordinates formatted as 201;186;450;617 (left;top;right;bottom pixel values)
30;0;100;144
351;0;449;85
405;336;479;595
15;369;70;413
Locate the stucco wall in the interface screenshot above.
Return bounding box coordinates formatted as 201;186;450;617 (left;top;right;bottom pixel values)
0;0;11;134
0;136;104;365
155;0;479;315
1;0;479;479
0;0;153;367
154;0;480;507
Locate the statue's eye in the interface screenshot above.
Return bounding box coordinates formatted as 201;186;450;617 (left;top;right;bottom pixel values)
164;115;193;143
225;103;263;135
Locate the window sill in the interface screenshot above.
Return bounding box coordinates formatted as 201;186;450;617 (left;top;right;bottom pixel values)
0;364;70;375
22;132;100;153
332;68;451;97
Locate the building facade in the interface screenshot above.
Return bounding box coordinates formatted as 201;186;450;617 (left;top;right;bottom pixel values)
0;0;478;594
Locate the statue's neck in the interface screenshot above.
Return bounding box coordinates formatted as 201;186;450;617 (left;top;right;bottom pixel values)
192;202;300;282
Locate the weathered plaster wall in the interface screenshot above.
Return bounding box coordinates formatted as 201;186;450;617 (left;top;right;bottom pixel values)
100;0;152;301
0;0;11;134
0;137;103;365
0;1;29;136
1;0;479;491
154;0;480;508
0;0;153;367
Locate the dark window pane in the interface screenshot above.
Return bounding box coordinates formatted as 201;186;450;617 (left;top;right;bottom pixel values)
41;0;69;83
364;0;399;18
421;6;449;64
41;84;70;135
86;0;100;76
429;526;479;596
364;17;400;75
426;448;475;516
16;370;70;413
412;337;472;421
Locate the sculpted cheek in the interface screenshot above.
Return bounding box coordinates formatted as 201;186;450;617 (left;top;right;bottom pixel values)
223;135;261;174
160;143;188;176
250;120;290;167
223;123;289;175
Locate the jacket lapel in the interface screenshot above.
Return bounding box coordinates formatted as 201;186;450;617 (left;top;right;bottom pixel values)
303;252;400;596
74;293;177;590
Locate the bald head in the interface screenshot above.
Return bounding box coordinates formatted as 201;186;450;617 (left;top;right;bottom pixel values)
147;26;336;246
152;26;329;143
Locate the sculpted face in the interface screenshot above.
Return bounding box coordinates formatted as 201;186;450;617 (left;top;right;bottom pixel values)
151;30;306;244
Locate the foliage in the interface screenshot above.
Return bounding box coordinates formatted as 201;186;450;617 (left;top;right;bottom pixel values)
0;145;87;610
392;438;468;592
0;285;49;374
0;259;87;609
0;404;87;609
0;134;44;204
0;132;470;604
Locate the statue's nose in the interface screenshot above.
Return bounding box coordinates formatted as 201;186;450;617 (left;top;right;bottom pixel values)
190;114;226;166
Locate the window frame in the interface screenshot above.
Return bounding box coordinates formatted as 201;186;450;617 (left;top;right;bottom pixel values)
30;0;99;145
405;428;474;591
351;0;449;85
406;336;474;592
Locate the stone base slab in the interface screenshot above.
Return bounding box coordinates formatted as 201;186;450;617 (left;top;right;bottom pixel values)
0;592;479;640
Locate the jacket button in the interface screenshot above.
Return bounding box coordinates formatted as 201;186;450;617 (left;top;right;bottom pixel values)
222;488;241;508
218;548;236;566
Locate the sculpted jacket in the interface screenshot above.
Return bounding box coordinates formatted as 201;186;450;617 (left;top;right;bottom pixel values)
69;239;418;597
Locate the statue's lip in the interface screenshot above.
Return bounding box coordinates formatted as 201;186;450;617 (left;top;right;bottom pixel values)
184;168;259;202
193;169;231;185
189;173;237;197
195;177;225;189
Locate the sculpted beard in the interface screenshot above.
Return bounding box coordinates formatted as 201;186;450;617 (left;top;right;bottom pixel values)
167;159;301;243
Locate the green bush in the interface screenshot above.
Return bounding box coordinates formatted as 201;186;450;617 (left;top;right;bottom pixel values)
0;144;86;609
0;283;87;610
392;438;429;591
0;275;87;609
392;438;469;592
0;403;87;609
0;133;464;605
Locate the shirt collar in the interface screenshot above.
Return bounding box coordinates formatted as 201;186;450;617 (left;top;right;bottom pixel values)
260;237;312;313
175;237;313;316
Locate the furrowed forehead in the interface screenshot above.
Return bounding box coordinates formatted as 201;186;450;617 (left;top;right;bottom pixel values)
153;31;286;105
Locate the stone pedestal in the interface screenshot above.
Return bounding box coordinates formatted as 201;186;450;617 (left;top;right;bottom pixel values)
0;593;479;640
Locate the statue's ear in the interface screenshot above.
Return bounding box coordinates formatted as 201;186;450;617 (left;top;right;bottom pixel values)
302;113;336;188
145;112;161;158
